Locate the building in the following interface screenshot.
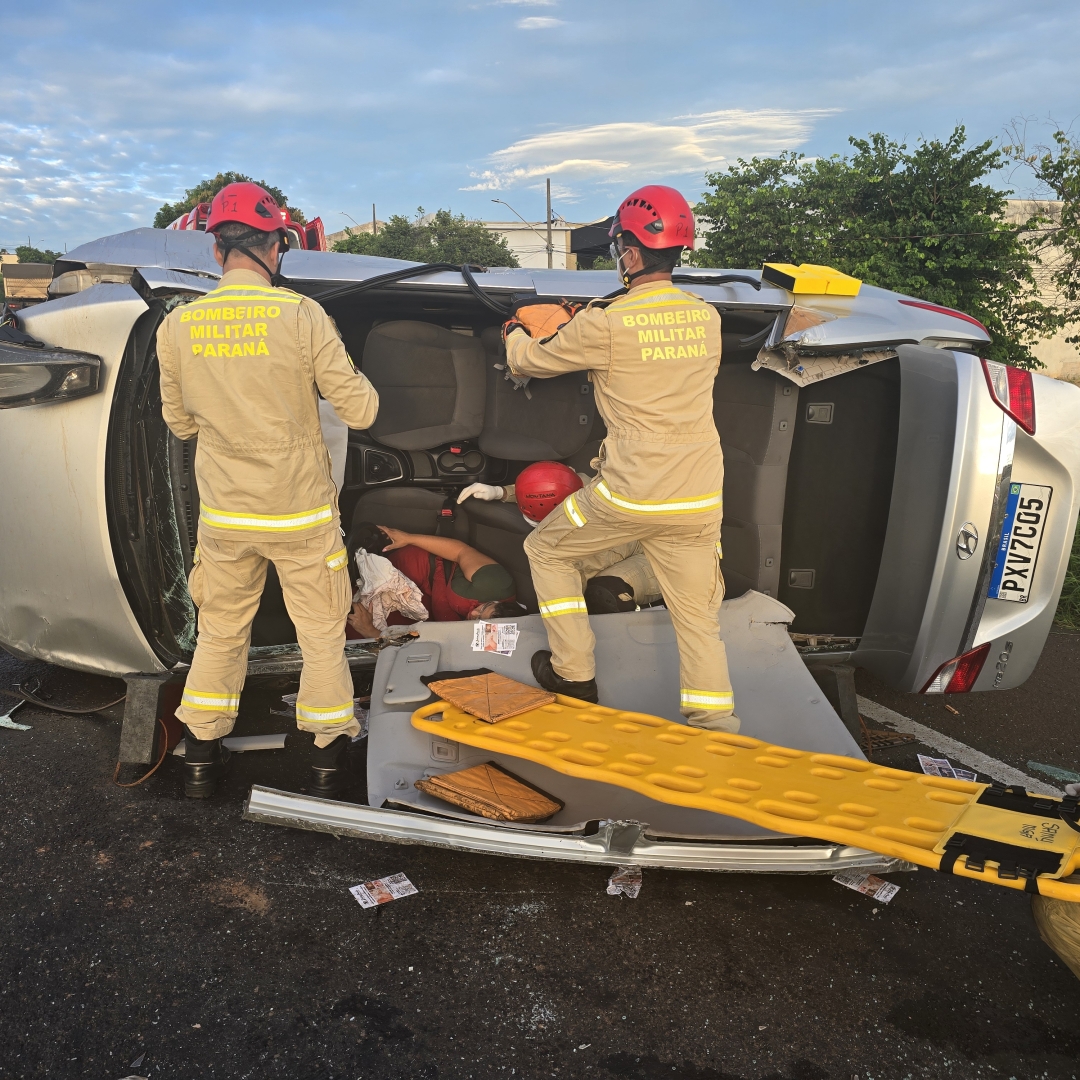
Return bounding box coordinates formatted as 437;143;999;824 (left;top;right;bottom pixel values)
1005;200;1079;381
483;220;575;270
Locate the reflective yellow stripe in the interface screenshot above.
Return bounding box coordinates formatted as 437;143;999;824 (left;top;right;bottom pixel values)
326;548;348;571
296;701;356;723
191;286;302;304
715;540;723;559
595;481;722;516
680;689;735;709
200;504;333;532
539;596;588;618
181;689;241;712
609;286;687;308
563;493;587;528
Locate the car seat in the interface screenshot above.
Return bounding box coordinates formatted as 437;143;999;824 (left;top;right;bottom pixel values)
478;328;595;461
463;499;538;612
362;321;487;451
349;487;470;545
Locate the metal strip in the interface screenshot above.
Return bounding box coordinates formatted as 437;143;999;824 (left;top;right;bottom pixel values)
243;785;911;874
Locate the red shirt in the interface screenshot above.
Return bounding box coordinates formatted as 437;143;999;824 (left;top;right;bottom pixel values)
386;546;478;622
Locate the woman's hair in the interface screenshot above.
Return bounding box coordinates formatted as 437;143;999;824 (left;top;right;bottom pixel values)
349;521;391;555
484;600;529;619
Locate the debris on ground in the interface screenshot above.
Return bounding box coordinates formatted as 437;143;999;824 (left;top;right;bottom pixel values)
858;714;914;757
1027;760;1080;786
606;865;642;899
832;870;900;904
350;872;418;909
0;698;31;731
917;754;977;782
173;733;286;756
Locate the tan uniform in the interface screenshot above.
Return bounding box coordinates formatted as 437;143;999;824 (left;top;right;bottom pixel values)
506;281;735;728
158;269;379;743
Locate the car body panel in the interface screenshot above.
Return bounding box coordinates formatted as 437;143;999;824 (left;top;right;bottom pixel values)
0;284;164;675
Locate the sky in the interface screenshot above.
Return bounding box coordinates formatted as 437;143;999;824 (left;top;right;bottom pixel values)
2;0;1080;251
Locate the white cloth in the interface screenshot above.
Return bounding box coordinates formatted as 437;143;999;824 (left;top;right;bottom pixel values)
354;550;429;632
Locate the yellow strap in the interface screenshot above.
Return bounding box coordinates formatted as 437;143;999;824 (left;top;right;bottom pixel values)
538;596;588;619
564;494;587;528
411;695;1080;901
200;504;333;532
296;701;356;723
596;481;722;516
181;689;240;712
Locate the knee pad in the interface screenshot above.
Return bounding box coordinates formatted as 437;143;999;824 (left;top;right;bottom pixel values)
584;576;636;614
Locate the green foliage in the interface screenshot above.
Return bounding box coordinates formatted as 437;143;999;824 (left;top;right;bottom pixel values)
332;208;519;268
153;172;306;229
579;255;616;271
16;245;61;264
1009;130;1080;350
694;127;1060;369
1055;515;1080;630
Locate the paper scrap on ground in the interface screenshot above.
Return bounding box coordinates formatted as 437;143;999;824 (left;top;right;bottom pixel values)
833;870;900;904
350;873;418;909
606;865;642;899
918;754;977;783
471;621;519;656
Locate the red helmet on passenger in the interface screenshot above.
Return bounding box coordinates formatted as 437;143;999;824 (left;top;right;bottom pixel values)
205;182;285;235
515;461;583;523
608;185;695;250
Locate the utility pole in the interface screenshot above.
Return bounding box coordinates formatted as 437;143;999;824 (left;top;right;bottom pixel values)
372;204;378;236
545;178;553;269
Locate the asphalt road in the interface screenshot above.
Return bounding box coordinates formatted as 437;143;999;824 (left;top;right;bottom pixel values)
1;641;1078;1080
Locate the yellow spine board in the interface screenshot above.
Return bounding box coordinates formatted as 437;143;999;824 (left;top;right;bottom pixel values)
412;697;1080;901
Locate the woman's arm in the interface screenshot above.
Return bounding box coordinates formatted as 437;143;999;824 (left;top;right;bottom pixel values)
377;526;497;581
347;600;380;639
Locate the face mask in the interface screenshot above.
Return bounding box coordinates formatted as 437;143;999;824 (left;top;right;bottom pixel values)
610;237;638;287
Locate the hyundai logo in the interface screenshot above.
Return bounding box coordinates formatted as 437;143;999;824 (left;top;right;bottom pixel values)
956;522;979;560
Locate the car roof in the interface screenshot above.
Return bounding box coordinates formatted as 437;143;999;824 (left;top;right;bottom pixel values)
57;227;992;355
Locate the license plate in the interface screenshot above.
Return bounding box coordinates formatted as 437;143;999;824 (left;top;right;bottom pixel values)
987;483;1052;603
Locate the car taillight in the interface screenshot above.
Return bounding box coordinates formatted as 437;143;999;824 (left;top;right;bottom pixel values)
981;359;1035;435
921;642;991;694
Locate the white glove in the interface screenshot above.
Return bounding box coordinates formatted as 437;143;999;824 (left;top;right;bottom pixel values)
457;483;505;505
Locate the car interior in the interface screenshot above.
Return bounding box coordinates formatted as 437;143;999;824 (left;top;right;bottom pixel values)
166;288;902;648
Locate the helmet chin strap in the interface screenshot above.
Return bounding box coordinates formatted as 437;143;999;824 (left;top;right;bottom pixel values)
222;231;285;285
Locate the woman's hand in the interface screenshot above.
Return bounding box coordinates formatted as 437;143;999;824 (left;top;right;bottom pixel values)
375;526;411;552
347;601;379;639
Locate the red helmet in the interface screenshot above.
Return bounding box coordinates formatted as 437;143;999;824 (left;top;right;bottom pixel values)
515;461;583;523
205;182;285;235
609;185;695;250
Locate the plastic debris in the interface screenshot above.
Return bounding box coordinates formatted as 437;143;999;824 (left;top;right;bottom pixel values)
832;870;900;903
1033;885;1080;980
917;754;977;783
173;733;286;757
471;620;520;656
350;872;418;909
129;1052;145;1068
0;699;31;731
606;865;642;899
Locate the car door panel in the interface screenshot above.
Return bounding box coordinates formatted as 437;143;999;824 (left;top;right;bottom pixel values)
0;284;164;676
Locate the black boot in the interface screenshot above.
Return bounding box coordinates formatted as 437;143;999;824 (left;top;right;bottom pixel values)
531;650;599;704
309;734;350;800
584;575;637;614
182;725;230;799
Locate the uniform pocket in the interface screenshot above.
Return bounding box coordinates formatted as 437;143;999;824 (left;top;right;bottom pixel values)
325;547;351;618
710;540;726;611
188;546;206;608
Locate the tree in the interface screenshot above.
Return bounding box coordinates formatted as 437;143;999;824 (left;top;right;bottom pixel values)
153;172;306;229
1008;129;1080;351
16;245;61;264
332;208;519;267
694;126;1060;368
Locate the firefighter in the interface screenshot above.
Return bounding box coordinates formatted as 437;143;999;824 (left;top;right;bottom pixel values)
502;185;738;732
157;182;379;798
458;461;662;613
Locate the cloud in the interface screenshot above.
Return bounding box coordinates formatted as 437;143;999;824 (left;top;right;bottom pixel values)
517;17;564;29
463;108;838;196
